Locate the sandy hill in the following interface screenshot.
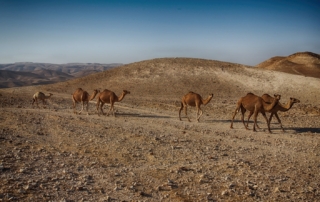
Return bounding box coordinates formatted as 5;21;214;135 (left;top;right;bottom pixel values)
0;58;319;201
256;52;320;78
33;57;320;104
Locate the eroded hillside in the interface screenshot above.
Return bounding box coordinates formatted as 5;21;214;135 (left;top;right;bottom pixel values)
256;52;320;78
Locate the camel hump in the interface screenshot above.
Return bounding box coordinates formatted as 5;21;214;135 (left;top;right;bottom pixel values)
261;93;271;97
35;92;45;96
76;88;83;92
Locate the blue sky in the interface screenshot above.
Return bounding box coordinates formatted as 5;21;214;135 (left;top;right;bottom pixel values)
1;0;319;66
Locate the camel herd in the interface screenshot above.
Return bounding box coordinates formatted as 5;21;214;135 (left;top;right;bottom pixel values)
32;88;131;117
32;89;300;133
230;93;300;133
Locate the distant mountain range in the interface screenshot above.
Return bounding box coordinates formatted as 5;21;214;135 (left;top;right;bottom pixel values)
256;52;320;78
1;51;319;89
0;63;122;88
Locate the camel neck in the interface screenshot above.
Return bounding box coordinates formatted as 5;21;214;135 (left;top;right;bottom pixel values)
89;91;98;101
263;98;278;111
202;96;212;105
118;93;126;102
278;100;294;112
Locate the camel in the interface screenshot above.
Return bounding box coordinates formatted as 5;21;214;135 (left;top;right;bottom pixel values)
230;93;281;133
72;88;99;115
251;94;300;131
96;89;130;116
32;92;53;107
179;91;214;122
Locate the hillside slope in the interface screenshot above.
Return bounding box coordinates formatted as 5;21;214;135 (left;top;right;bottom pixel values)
36;57;320;104
256;52;320;78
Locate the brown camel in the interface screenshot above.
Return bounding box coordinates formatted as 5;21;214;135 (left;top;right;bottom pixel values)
72;88;99;115
96;89;130;116
251;94;300;131
179;91;213;122
230;93;281;133
32;92;53;107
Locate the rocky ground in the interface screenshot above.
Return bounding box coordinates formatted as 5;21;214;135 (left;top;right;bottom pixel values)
0;58;319;201
0;93;319;202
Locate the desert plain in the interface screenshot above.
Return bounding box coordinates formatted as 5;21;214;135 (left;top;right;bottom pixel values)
0;56;320;201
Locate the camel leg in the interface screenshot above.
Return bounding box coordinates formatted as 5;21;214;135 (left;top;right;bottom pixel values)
240;107;249;130
195;106;199;122
73;100;77;114
32;98;38;108
252;108;259;132
179;103;183;121
78;101;84;114
34;99;38;108
230;107;240;129
246;111;262;129
112;103;116;117
274;113;285;132
86;102;89;115
106;103;113;116
269;112;274;123
96;100;101;116
253;114;258;132
245;111;253;129
196;107;203;122
100;103;106;115
111;104;116;117
184;106;190;122
261;112;271;133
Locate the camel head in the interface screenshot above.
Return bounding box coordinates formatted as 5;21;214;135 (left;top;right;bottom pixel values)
273;94;281;101
93;89;100;94
290;97;300;104
202;93;213;105
207;94;214;101
123;90;130;95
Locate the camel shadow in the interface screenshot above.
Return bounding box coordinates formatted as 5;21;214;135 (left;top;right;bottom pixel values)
116;112;171;119
206;119;266;124
206;119;235;123
288;127;320;134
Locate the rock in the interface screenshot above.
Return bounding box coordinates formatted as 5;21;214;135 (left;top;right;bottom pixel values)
221;190;229;196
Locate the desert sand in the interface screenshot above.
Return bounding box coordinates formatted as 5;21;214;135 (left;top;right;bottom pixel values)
0;58;319;201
